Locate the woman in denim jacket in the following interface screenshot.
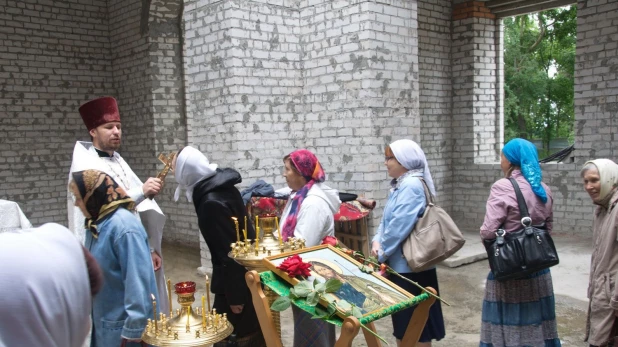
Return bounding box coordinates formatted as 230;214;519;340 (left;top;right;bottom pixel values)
371;139;445;347
70;169;158;347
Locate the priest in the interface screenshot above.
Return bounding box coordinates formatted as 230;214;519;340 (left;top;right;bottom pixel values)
67;96;169;314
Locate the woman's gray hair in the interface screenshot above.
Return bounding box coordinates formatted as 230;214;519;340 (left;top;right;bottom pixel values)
580;162;598;177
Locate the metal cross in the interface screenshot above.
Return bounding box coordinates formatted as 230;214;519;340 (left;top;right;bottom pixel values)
156;151;177;180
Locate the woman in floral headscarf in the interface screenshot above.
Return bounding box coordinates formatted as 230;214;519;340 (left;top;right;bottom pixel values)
69;169;158;347
581;159;618;347
479;138;560;347
280;149;341;347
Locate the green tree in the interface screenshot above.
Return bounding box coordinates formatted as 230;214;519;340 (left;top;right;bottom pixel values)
503;6;576;158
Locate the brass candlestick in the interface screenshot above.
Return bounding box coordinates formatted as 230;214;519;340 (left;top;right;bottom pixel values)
228;214;305;340
141;281;233;346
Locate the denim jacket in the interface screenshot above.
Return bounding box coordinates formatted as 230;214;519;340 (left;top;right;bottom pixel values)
372;172;426;273
85;208;158;347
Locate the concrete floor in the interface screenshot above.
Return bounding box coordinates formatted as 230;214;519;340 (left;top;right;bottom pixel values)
162;233;591;346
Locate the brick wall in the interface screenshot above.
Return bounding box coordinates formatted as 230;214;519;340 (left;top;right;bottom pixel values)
146;0;193;246
0;0;114;225
574;0;618;162
418;0;454;210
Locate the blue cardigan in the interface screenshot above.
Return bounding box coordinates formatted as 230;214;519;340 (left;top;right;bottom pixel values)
372;172;427;274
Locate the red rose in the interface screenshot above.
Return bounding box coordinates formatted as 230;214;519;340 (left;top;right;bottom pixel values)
321;236;339;247
277;254;312;278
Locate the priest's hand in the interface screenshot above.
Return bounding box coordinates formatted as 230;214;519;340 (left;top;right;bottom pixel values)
143;177;162;198
151;251;162;271
230;304;244;314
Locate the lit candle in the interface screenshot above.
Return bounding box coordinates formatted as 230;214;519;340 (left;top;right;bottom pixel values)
232;217;239;242
201;295;206;328
167;279;172;317
151;294;158;333
275;217;283;246
205;275;211;313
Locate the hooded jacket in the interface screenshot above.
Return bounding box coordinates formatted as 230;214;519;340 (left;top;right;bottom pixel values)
279;183;341;247
191;168;256;304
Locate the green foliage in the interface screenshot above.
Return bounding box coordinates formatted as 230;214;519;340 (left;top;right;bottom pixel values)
503;5;576;157
271;296;292;311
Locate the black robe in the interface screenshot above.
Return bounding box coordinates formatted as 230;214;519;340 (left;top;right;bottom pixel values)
192;168;260;339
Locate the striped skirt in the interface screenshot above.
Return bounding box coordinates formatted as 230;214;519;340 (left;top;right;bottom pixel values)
480;268;562;347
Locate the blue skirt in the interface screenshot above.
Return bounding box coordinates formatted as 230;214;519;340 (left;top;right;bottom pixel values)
390;268;445;342
480;268;562;347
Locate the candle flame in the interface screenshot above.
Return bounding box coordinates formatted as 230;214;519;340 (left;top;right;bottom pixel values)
151;293;156;300
231;217;238;221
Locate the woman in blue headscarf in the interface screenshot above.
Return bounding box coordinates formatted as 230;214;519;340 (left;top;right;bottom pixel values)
479;138;561;347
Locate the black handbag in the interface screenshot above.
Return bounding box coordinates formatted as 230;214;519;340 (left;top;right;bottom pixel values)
483;178;559;281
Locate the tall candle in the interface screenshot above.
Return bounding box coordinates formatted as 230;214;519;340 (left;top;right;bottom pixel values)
201;295;206;328
187;306;191;331
232;217;239;242
243;216;248;241
151;294;158;333
255;215;260;250
205;275;211;313
167;279;172;317
275;217;283;246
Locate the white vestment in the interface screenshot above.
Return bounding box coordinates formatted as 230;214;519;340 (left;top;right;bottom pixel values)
67;141;169;314
0;199;32;233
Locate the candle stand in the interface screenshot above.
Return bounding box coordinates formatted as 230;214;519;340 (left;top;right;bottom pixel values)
141;281;233;346
228;215;305;341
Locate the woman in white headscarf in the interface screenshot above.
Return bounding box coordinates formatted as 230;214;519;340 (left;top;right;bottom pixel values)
582;159;618;347
173;146;265;346
0;223;93;347
370;139;445;347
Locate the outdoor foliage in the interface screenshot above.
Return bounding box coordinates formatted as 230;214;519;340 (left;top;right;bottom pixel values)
503;5;576;157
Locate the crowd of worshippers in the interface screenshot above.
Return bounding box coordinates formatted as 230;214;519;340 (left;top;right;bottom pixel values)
1;96;618;347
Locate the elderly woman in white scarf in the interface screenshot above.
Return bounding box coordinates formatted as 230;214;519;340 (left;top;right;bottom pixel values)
172;146;264;346
582;159;618;347
0;223;94;347
370;139;445;347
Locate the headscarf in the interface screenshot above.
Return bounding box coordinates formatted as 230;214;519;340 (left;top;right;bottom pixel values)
71;169;135;238
174;146;218;202
0;223;92;347
502;138;547;203
389;139;436;195
583;159;618;204
282;149;325;240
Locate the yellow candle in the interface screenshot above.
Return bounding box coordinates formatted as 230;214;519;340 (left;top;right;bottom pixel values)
275;217;283;246
255;215;260;250
232;217;239;242
167;279;172;317
187;306;191;330
201;295;206;328
206;275;211;313
243;216;248;241
151;294;158;333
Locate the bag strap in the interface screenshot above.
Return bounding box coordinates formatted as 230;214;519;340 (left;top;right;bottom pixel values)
418;177;434;206
507;177;532;227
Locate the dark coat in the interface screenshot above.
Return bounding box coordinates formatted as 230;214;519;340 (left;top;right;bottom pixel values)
192;168;256;304
191;168;261;339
